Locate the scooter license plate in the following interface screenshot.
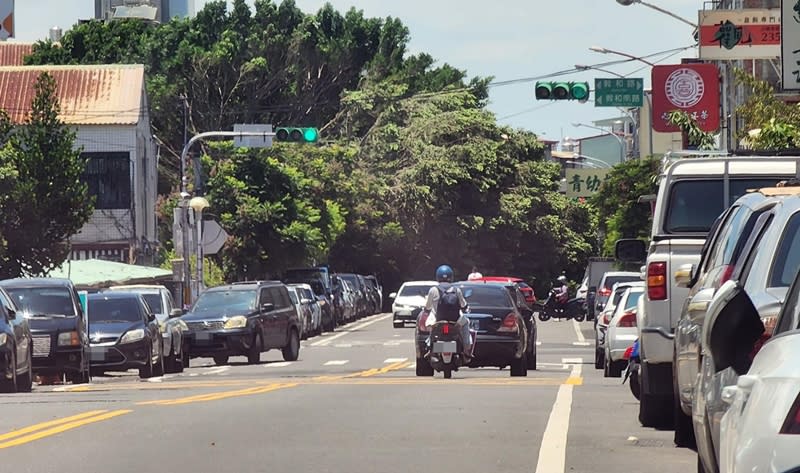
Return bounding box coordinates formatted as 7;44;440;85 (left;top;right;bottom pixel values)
433;341;457;353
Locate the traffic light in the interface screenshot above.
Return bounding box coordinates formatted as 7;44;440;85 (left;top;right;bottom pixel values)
275;127;319;143
535;81;590;102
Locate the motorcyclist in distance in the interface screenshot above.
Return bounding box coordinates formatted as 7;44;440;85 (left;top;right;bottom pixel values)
424;265;472;359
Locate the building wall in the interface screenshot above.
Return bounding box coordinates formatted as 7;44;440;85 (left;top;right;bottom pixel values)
95;0;193;22
637;91;683;158
579;134;625;167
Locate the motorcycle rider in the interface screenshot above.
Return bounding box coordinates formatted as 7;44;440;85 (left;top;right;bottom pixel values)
424;265;473;359
552;275;569;319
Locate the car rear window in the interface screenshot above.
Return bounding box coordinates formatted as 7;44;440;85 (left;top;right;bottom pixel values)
770;212;800;287
398;285;433;297
88;297;142;323
141;293;163;314
603;276;639;291
624;291;643;310
665;179;779;234
461;286;512;307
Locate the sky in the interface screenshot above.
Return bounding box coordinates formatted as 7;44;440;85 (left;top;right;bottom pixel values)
11;0;701;143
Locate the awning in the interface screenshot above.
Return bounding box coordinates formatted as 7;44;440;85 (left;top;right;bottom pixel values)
47;259;173;289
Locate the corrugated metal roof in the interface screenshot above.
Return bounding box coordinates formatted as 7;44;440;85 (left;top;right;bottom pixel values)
0;64;144;125
48;259;172;289
0;43;34;66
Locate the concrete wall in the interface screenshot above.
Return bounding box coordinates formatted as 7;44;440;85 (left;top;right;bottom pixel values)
637;91;683;158
579;134;625;167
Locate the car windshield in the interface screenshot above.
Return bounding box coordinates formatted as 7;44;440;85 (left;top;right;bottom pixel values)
88;297;142;323
141;293;163;314
4;287;76;317
665;179;779;233
398;285;433;298
193;290;256;313
461;286;512;307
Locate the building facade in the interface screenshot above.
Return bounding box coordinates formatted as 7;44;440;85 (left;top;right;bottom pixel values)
0;64;158;264
95;0;194;23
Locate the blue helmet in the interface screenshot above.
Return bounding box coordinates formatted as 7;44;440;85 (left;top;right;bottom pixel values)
435;265;454;283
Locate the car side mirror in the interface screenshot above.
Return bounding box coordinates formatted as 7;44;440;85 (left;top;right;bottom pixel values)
704;280;764;376
674;263;695;288
5;307;15;320
169;308;184;318
615;238;647;263
148;313;157;322
389;292;397;299
260;302;275;312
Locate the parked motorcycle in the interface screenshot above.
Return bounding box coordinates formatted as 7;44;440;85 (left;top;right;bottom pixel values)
533;289;586;322
426;321;465;379
622;338;640;400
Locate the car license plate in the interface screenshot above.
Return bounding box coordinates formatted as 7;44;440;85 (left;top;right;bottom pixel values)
469;319;481;330
90;348;107;362
433;341;457;354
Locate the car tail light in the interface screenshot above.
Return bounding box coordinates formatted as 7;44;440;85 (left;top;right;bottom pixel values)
647;262;667;300
598;287;612;297
600;312;610;325
617;310;637;327
780;392;800;434
417;312;430;333
718;264;734;285
498;313;518;333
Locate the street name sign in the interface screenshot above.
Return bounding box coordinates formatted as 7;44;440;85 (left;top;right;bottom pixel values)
233;124;273;149
594;78;644;107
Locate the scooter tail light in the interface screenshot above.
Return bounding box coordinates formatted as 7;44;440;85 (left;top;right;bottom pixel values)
780;392;800;434
598;287;612;297
498;313;518;333
442;323;450;335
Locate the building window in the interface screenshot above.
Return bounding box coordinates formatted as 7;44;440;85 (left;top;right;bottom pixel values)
82;152;131;210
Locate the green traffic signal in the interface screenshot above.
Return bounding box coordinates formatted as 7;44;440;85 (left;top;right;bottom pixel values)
275;127;319;143
534;81;590;102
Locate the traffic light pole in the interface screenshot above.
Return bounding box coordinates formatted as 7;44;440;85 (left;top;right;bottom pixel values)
178;130;277;305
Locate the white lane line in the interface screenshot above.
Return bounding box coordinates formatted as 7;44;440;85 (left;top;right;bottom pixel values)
324;360;349;366
384;358;408;363
535;359;582;473
571;341;592;346
536;341;542;346
203;367;230;376
310;313;392;347
408;363;416;369
383;341;401;346
572;319;586;343
265;362;293;368
334;344;353;348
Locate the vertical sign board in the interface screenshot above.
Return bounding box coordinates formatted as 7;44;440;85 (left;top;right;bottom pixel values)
0;0;12;40
651;64;721;133
782;1;800;90
699;8;781;60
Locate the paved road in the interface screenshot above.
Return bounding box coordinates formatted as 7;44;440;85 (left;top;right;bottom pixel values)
0;314;694;472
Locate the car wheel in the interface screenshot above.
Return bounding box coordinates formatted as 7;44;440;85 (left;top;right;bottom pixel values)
594;339;604;369
182;344;191;368
247;333;263;365
443;368;452;379
510;354;527;377
393;321;403;329
153;353;164;377
639;363;673;428
629;369;641;400
673;375;697;449
138;351;155;379
415;357;434;376
527;346;537;370
0;351;17;393
173;349;185;373
16;348;33;392
281;329;300;362
164;348;177;374
213;355;229;366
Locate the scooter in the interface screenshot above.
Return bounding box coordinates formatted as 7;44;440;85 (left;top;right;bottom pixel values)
622;339;640;401
426;321;465;379
534;289;586;322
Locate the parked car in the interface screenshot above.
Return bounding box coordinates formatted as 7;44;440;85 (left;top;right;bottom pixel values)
582;257;616;320
285;266;341;325
183;281;301;366
293;283;322;336
336;273;368;320
107;285;187;373
671;190;776;448
308;280;335;332
593;271;640;325
706;261;800;473
287;285;313;340
694;187;800;473
390;280;437;328
0;278;90;384
339;279;358;322
604;285;644;378
0;287;33;392
86;292;164;379
415;282;531;377
364;276;383;312
594;281;643;370
615;155;797;430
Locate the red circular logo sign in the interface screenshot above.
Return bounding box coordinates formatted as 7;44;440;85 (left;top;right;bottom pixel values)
664;68;705;108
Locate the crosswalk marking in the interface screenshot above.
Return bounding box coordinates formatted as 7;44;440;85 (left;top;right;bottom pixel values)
384;358;408;363
324;360;349;366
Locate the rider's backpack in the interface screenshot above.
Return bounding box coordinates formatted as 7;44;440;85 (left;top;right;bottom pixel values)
436;284;461;322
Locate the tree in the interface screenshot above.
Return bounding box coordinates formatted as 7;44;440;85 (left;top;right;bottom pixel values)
735;69;800;150
0;73;94;278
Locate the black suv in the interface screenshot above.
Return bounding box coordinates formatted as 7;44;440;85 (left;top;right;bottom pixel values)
0;278;90;383
183;281;301;366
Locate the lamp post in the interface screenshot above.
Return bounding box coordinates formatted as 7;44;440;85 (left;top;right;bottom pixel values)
189;196;210;300
572;122;626;164
565;160;605;169
574;154;612;168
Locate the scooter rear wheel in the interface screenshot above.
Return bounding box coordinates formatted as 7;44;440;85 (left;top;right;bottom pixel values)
538;313;550;322
443;368;452;379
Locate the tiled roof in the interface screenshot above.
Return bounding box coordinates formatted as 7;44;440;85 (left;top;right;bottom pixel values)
0;64;144;125
0;43;34;66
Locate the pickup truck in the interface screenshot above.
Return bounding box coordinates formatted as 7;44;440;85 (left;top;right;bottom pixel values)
616;154;800;428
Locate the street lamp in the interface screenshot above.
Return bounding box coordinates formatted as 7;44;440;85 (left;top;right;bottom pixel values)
589;46;656;67
615;0;698;30
189;196;210;300
572;122;626;163
565;160;605;169
574;154;613;168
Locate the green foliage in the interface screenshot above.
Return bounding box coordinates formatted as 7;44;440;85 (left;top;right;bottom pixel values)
0;73;94;278
735;69;800;150
159;249;225;288
666;111;716;150
590;157;660;255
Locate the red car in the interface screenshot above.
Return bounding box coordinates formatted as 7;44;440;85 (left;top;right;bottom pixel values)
471;277;536;305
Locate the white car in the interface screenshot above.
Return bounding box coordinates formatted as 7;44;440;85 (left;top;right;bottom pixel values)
594;281;642;370
390;281;437;328
604;284;644;378
706;272;800;473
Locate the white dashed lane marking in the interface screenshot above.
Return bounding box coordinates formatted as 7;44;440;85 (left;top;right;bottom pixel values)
323;360;349;366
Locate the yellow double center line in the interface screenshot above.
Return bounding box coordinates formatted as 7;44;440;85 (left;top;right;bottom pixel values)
0;410;132;449
137;382;298;406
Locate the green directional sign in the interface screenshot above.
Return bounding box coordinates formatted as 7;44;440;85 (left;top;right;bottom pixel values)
594;78;644;107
